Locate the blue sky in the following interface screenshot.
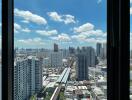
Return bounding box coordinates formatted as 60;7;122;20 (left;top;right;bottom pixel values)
14;0;107;49
0;0;131;49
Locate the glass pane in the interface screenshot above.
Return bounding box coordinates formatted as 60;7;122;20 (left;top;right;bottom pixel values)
14;0;107;100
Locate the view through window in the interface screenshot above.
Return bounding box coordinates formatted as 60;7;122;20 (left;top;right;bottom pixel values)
14;0;107;100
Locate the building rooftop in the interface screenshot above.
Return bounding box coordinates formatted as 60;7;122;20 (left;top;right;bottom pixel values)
46;82;56;88
78;86;87;90
75;89;83;95
93;87;104;96
28;56;38;60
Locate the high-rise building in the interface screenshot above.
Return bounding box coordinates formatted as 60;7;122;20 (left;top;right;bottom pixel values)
54;43;58;52
43;57;51;67
69;47;75;55
87;47;97;67
131;50;132;59
62;49;69;58
14;58;28;100
76;47;97;81
14;48;17;59
51;51;63;67
34;57;43;93
96;43;102;57
14;56;42;100
98;43;107;59
103;43;107;59
76;47;89;81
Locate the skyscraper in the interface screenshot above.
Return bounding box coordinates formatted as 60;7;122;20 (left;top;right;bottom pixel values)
102;43;107;59
14;56;42;100
96;43;102;57
62;49;69;58
87;47;97;67
69;47;75;55
54;43;58;52
76;47;97;81
14;58;28;100
51;51;63;67
76;47;89;81
27;56;42;97
131;50;132;59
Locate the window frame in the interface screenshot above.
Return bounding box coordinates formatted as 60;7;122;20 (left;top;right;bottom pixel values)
2;0;14;99
107;0;130;99
2;0;130;100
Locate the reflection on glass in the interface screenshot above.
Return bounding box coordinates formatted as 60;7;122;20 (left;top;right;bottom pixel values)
14;0;107;100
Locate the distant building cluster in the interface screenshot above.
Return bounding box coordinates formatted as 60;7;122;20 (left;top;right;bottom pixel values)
96;42;107;59
76;46;97;81
14;42;107;100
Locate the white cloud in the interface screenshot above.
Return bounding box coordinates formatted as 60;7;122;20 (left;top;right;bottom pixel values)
14;23;31;33
74;23;94;33
22;28;31;33
63;15;76;24
102;32;107;37
47;12;76;24
86;37;106;43
18;37;44;45
97;0;102;4
71;22;106;43
50;33;71;41
130;7;132;15
130;33;132;49
14;23;21;30
79;29;104;37
71;33;106;43
14;23;22;33
21;20;29;23
130;33;132;39
73;22;106;41
36;30;58;36
47;12;62;22
14;8;47;25
131;0;132;4
71;34;87;41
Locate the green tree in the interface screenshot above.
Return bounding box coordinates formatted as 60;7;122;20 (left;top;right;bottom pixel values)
59;92;65;100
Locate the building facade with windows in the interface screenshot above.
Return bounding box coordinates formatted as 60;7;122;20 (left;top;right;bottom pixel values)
96;43;102;57
76;47;89;81
51;51;63;67
14;56;42;100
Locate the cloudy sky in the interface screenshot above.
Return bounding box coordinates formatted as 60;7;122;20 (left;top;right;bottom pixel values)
0;0;131;49
13;0;107;49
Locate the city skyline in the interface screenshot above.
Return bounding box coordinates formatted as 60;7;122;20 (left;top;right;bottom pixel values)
14;42;107;100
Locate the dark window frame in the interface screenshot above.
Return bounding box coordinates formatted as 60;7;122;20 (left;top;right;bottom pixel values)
2;0;130;100
107;0;130;99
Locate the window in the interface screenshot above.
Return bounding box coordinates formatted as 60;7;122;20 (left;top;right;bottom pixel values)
2;0;130;100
